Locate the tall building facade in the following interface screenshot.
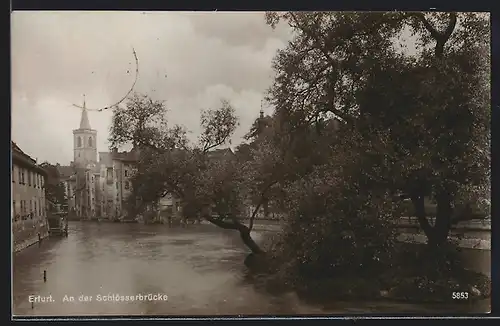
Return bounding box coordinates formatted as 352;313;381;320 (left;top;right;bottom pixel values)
63;99;139;221
11;141;49;252
66;99;100;220
98;150;138;221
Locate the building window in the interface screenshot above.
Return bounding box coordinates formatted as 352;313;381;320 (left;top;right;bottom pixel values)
39;199;41;216
124;170;128;177
88;137;93;147
34;201;37;217
13;200;16;216
125;181;130;190
106;168;113;183
116;182;119;189
28;171;32;186
18;168;22;184
77;136;82;147
12;165;15;183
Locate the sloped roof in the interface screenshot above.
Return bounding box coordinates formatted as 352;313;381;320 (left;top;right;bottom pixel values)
11;141;47;176
12;141;28;157
80;108;91;129
207;148;235;160
112;150;140;162
56;165;75;179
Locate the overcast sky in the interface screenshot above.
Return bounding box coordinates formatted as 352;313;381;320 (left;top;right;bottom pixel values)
11;11;293;165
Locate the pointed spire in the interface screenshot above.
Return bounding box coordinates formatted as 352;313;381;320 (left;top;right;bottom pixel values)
79;94;91;130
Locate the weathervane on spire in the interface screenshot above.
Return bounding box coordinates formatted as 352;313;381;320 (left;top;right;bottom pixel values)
83;94;86;109
260;99;264;118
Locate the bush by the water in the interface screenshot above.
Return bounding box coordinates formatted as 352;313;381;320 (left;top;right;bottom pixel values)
259;220;491;304
251;163;491;304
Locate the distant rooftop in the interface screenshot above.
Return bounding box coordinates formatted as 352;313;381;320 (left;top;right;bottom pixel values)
56;165;75;179
207;148;235;160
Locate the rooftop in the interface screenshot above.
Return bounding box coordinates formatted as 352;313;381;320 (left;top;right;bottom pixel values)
56;165;75;179
207;148;235;160
112;149;140;162
12;141;48;176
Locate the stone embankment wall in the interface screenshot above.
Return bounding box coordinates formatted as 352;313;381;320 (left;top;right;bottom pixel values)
13;220;49;253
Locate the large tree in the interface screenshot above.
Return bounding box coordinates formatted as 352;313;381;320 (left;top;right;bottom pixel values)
265;11;490;248
109;93;276;254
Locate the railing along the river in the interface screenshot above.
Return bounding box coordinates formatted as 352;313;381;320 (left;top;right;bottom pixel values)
244;216;491;232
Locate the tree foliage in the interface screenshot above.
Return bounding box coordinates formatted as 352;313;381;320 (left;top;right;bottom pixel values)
265;11;490;252
39;162;67;210
109;93;267;253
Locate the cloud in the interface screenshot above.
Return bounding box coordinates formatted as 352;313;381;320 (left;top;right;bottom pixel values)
11;11;291;164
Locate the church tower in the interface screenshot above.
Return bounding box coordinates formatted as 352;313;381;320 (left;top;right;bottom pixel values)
256;100;267;135
73;95;97;167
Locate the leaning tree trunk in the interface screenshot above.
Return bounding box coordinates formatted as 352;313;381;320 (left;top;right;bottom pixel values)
204;215;265;254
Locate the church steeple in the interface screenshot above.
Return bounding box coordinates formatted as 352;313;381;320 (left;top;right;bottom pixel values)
79;94;91;130
257;99;267;135
73;94;97;167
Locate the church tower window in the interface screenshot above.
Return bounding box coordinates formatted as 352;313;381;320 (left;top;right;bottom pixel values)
88;137;93;147
77;136;82;148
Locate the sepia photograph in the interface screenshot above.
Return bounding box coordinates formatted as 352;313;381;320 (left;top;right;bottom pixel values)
11;11;491;317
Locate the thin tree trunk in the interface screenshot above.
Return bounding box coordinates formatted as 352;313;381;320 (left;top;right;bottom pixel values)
411;195;434;242
433;191;453;247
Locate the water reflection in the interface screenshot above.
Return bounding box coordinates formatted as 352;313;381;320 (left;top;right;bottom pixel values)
13;222;488;316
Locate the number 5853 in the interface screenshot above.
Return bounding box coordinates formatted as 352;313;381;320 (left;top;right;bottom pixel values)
452;292;469;300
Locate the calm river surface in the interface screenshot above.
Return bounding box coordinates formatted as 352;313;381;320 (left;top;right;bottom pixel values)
12;222;490;316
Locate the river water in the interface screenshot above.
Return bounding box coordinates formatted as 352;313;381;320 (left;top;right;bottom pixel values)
12;222;490;316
